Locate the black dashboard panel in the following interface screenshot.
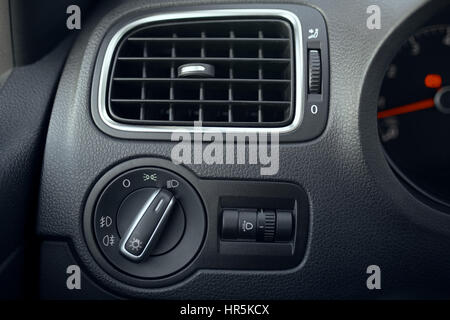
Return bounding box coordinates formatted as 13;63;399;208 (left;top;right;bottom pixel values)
31;0;450;300
0;39;73;299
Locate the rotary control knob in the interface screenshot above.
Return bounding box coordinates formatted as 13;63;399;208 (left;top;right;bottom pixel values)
119;188;176;261
90;166;205;280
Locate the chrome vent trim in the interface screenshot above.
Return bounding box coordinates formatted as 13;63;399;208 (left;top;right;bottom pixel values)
97;9;304;134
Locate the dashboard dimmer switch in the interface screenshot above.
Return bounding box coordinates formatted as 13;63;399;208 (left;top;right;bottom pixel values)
276;210;293;241
222;210;239;239
257;210;276;242
238;210;257;240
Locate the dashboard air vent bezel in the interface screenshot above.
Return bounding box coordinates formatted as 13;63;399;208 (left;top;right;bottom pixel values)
96;9;303;134
91;4;330;142
107;18;295;128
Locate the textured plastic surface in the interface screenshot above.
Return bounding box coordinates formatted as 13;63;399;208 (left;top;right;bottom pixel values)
40;241;118;300
38;0;450;299
0;40;71;298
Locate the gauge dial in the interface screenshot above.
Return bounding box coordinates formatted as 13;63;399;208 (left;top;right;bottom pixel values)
378;24;450;207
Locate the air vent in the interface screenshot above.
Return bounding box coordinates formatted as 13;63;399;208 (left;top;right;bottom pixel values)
107;16;295;128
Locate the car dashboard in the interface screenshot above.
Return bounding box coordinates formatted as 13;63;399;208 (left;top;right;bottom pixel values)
0;0;450;302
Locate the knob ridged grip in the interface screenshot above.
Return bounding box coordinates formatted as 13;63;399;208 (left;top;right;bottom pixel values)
308;50;321;94
263;211;276;242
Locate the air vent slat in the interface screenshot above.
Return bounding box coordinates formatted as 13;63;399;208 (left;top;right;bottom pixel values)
228;30;235;124
257;30;264;123
116;57;290;62
139;41;148;120
111;99;290;105
127;37;290;42
113;78;290;84
108;18;294;126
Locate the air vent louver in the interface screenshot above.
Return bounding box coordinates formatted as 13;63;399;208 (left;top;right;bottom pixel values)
108;18;294;127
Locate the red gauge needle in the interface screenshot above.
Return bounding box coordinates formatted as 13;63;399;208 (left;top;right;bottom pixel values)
378;74;442;119
377;98;435;119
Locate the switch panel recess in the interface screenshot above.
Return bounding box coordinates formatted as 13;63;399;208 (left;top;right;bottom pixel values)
84;158;309;287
